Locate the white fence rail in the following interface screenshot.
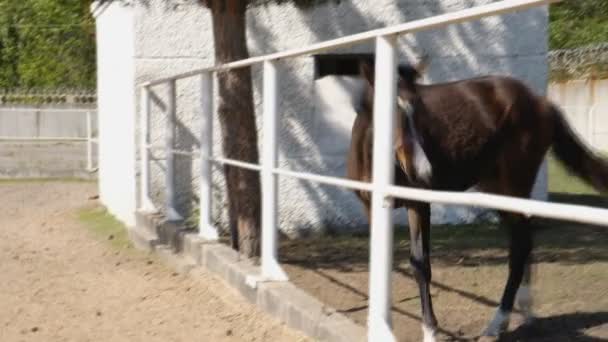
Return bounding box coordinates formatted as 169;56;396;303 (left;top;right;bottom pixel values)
0;107;98;171
135;0;608;340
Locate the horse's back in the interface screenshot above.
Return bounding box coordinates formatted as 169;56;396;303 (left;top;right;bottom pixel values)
414;75;547;190
418;75;536;114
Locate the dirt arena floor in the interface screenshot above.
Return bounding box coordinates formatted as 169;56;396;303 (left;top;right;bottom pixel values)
0;181;308;342
4;180;606;342
281;211;608;341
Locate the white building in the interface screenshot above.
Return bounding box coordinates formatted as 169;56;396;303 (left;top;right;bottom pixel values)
93;0;549;234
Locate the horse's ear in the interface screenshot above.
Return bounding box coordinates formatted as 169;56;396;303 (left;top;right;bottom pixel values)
415;54;430;75
359;59;375;87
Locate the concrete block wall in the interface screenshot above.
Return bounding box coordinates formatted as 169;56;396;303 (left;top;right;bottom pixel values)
0;141;96;179
0;108;96;139
0;106;97;179
131;0;549;235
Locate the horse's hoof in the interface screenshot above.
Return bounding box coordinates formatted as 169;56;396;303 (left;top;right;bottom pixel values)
482;309;510;338
477;336;499;342
522;314;536;326
422;324;437;342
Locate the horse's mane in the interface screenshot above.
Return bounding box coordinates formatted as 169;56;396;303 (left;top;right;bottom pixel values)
397;63;421;85
357;61;422;115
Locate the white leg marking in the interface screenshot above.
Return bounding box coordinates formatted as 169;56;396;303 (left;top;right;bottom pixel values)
515;285;535;324
422;324;437;342
397;97;410;112
483;308;510;337
412;138;432;182
397;96;432;183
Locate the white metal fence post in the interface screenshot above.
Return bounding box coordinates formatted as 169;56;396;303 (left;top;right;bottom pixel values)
367;35;398;342
261;60;288;281
588;105;596;149
86;111;93;171
35;109;41;137
139;87;155;212
166;80;182;221
199;72;219;240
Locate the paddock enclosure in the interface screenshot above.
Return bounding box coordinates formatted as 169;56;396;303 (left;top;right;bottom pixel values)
0;94;98;179
93;0;607;341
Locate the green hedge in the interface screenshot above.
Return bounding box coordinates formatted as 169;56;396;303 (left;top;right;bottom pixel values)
0;0;96;90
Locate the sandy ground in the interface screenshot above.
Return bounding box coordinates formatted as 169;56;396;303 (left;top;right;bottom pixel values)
3;181;605;342
281;224;608;341
0;182;308;342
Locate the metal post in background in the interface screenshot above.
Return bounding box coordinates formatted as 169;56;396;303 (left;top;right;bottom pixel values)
165;80;182;221
139;87;155;212
587;106;596;149
367;35;398;342
86;111;93;171
199;72;219;240
35;109;41;138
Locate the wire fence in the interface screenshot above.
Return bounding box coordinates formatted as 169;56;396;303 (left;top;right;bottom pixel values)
549;42;608;80
0;107;98;171
0;89;96;105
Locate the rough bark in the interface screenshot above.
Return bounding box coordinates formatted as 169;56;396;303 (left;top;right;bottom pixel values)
207;0;261;258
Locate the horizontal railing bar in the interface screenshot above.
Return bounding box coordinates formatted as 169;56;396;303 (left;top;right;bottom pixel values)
153;147;199;156
211;156;262;171
144;146;263;171
145;145;199;155
0;136;88;141
140;141;608;227
271;165;608;227
272;168;373;192
385;185;608;227
0;108;96;113
173;150;199;156
142;0;558;87
146;143;163;151
140;142;608;227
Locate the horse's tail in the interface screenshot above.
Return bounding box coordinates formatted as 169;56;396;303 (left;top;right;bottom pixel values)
551;104;608;192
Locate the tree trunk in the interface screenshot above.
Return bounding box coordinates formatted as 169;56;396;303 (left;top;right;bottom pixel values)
209;0;261;258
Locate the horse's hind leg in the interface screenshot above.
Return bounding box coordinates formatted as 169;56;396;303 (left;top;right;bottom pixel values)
480;157;542;337
408;202;438;342
483;213;534;337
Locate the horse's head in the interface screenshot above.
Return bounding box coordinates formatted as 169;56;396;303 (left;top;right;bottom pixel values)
356;56;430;185
357;55;428;116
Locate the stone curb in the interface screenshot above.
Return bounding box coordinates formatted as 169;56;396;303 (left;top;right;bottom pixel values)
132;211;366;342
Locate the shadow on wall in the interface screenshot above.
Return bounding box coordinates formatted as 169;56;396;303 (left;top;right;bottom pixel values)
141;0;548;235
245;0;548;234
146;81;202;219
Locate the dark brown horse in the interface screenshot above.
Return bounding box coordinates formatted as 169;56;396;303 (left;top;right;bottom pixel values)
346;59;608;340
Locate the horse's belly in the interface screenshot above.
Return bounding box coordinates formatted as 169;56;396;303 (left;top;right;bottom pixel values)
429;160;487;191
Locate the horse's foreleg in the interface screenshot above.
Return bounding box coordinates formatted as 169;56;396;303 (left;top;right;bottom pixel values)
515;258;534;324
407;203;437;342
363;200;371;223
483;223;533;337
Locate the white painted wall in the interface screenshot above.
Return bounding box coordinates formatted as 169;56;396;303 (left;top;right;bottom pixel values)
131;0;549;234
549;79;608;151
93;2;137;226
89;0;553;234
